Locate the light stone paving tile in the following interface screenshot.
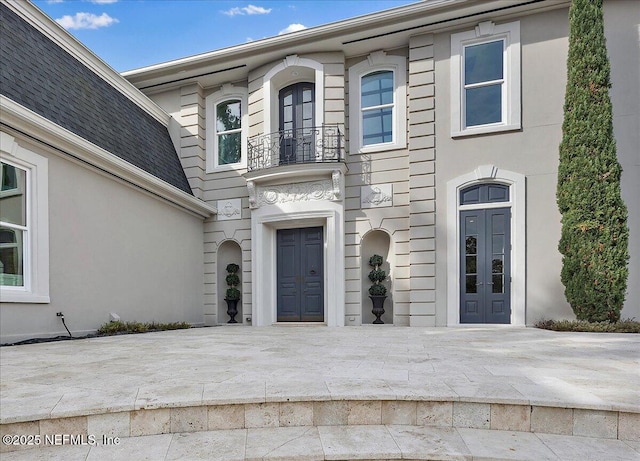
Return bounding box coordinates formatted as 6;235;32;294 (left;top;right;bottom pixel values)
313;401;349;426
490;404;531;432
512;379;610;410
265;380;330;402
165;430;247;461
0;445;91;461
325;379;397;400
386;425;472;460
135;384;204;410
572;409;618;439
203;381;266;405
452;402;490;429
416;401;453;427
87;412;130;438
39;416;87;437
348;401;382;425
50;387;138;418
381;401;417;425
539;433;640;461
318;425;402;460
85;433;172;461
447;382;529;405
624;440;640;452
170;406;208;433
619;412;640;441
0;395;62;424
245;426;324;461
531;406;573;436
387;381;458;401
0;421;40;454
457;428;559;460
130;408;171;436
208;405;245;430
279;402;314;427
245;403;280;428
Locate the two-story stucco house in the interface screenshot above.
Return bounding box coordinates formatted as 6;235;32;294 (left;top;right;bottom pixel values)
1;0;638;342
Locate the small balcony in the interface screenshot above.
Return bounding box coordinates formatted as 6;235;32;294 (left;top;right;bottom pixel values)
247;125;343;172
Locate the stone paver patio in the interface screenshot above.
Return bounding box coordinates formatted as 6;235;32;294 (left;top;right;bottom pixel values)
1;326;638;459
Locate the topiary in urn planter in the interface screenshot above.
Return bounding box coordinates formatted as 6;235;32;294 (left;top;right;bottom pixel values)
225;263;240;323
368;254;387;324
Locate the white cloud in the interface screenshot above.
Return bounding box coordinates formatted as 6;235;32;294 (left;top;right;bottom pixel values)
47;0;64;4
88;0;118;4
278;23;306;35
223;4;271;16
56;12;119;30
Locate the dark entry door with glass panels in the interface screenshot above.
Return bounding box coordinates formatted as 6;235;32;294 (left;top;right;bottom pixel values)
459;184;511;324
279;82;315;165
277;227;324;322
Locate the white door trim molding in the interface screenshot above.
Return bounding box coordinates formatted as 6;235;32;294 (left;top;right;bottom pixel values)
446;165;526;326
251;201;345;327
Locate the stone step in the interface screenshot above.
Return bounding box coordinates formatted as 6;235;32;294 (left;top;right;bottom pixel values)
2;425;639;461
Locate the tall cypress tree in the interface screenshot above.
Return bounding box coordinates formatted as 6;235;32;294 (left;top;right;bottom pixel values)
557;0;629;322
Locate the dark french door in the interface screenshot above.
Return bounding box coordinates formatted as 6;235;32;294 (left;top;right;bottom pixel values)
460;207;511;324
276;227;324;322
279;82;315;164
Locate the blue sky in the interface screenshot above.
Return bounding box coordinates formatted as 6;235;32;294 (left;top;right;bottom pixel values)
34;0;417;72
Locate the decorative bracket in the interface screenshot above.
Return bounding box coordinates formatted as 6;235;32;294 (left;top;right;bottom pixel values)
247;180;257;209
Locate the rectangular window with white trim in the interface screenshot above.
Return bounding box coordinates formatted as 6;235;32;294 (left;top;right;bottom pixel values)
0;161;26;287
348;51;407;154
451;21;521;137
205;85;248;172
0;132;49;303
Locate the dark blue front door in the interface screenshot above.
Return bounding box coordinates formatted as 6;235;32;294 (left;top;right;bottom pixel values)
460;207;511;323
277;227;324;322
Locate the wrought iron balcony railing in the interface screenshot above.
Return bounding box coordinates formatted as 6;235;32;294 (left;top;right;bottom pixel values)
247;125;343;172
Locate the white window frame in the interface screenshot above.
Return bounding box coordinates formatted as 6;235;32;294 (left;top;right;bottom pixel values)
0;132;49;303
451;20;521;137
349;51;407;154
205;85;248;172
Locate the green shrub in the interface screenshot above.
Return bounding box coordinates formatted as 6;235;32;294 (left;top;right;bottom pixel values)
226;263;240;274
535;318;640;333
224;263;241;300
556;0;629;323
226;287;241;301
97;320;190;336
226;273;240;287
368;254;387;296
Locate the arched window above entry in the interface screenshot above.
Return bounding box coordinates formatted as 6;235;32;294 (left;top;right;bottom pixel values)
460;183;509;205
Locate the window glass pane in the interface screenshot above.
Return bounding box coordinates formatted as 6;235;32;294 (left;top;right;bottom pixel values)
465;235;477;255
303;100;312;121
2;163;19;191
492;274;503;293
465;275;477;294
216;100;241;132
465;84;502;126
465;256;477;275
0;163;26;226
465;40;503;85
218;132;241;165
302;88;313;103
0;227;23;287
362;107;393;145
361;71;393;108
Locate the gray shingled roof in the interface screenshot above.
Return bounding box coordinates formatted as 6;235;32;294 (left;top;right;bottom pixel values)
0;3;192;194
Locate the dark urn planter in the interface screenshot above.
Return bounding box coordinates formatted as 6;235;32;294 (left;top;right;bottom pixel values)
225;298;239;323
369;295;387;324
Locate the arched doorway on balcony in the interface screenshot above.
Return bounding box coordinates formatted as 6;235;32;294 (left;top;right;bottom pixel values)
278;82;315;165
